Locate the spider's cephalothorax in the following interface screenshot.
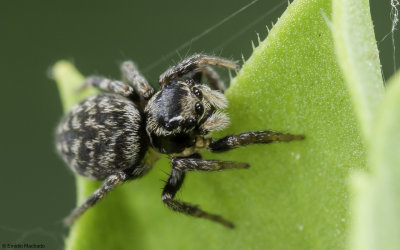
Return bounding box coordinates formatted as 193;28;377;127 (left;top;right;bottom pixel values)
56;54;304;228
145;79;229;154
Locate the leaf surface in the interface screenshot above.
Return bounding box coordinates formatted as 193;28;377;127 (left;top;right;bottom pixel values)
349;71;400;250
333;0;384;144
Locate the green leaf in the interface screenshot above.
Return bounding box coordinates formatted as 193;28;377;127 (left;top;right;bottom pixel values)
349;72;400;250
53;61;98;113
331;0;398;249
54;0;368;249
332;0;384;144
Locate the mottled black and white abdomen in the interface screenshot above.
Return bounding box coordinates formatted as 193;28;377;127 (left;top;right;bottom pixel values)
56;93;147;180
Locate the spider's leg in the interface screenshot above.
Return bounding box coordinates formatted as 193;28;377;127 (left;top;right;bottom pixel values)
79;76;138;99
159;54;239;86
192;66;226;92
64;171;128;226
162;156;248;228
121;61;154;100
64;164;151;226
209;131;304;153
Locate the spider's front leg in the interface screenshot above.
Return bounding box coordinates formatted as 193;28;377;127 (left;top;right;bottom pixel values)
162;156;249;228
159;54;239;87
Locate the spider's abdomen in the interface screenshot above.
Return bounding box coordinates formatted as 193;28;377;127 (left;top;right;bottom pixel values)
56;93;147;180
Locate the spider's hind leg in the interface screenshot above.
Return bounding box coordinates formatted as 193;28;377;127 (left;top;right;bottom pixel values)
64;171;129;226
64;164;151;226
192;66;226;92
79;76;137;98
120;61;154;100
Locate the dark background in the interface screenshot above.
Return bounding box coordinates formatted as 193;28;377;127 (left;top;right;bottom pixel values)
0;0;395;249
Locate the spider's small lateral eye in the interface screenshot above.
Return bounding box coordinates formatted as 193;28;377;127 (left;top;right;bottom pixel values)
186;79;195;86
192;87;203;99
195;102;204;116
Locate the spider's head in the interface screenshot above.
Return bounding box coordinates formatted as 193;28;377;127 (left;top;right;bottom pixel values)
145;79;230;137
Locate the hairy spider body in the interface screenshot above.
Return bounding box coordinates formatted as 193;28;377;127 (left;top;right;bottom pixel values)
56;93;147;180
56;54;304;228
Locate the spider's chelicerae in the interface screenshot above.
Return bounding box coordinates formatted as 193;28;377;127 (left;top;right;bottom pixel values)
56;54;304;228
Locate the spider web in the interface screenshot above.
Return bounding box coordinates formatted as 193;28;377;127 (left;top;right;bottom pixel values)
391;0;400;74
142;0;288;74
380;0;400;78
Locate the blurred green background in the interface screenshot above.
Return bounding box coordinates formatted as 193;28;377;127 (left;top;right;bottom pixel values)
0;0;396;249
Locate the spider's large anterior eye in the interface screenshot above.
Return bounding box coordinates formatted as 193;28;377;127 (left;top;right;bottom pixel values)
195;102;204;116
192;87;203;100
186;117;197;127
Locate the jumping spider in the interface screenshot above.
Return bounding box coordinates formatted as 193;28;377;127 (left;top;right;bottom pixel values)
56;54;303;228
